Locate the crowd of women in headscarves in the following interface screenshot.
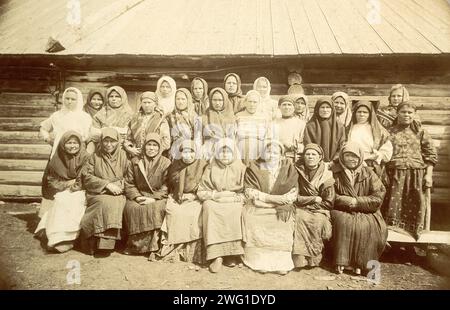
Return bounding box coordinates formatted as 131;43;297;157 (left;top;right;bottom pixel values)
35;74;437;276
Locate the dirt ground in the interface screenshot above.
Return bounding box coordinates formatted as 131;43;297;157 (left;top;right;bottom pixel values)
0;202;449;290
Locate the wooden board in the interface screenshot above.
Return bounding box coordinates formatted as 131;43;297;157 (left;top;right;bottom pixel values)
0;170;43;186
0;159;47;171
0;105;55;117
0;184;41;199
0;144;51;160
0;131;45;144
0;117;46;131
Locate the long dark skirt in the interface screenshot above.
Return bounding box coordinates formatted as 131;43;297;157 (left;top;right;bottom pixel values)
331;209;387;271
80;194;126;240
383;168;426;238
293;208;332;268
123;199;166;254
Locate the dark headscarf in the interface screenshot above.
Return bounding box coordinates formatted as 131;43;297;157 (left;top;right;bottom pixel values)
84;89;105;118
191;77;209;115
304;98;345;162
141;132;165;177
224;73;244;113
203;87;236;139
48;130;88;180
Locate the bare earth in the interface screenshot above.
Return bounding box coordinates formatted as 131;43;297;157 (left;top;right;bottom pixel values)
0;202;449;290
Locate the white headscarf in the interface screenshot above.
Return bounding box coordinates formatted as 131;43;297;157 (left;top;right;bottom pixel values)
156;75;177;115
48;87;92;157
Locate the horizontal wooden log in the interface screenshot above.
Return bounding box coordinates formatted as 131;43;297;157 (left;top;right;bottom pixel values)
0;78;54;93
0;131;45;144
0;159;47;171
0;105;55;117
300;84;450;97
422;125;450;140
279;95;450;111
434;156;450;172
0;144;51;160
0;184;41;199
432;188;450;206
0;170;43;186
0;117;46;131
0;92;55;106
434;171;450;188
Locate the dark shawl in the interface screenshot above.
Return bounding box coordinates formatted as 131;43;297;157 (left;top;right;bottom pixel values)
124;132;170;200
168;153;208;204
167;88;199;140
202;87;236;140
244;158;299;195
191;77;209;115
82;128;129;194
331;142;386;213
304;98;346;162
295;144;335;211
224;73;245;114
42;130;89;199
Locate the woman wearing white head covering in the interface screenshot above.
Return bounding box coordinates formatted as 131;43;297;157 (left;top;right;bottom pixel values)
235;90;272;166
40;87;92;158
253;77;280;120
156;75;177;115
331;91;352;127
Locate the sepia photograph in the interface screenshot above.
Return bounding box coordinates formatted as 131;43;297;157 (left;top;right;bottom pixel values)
0;0;449;295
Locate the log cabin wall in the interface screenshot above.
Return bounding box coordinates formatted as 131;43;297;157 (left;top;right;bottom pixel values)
0;54;449;228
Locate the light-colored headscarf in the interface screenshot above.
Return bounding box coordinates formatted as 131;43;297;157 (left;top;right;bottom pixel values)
292;93;310;121
331;91;352;127
389;84;410;106
156;75;177;115
61;87;84;113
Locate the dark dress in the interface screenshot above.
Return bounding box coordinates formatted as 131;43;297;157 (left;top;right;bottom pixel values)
331;163;387;271
123;142;171;255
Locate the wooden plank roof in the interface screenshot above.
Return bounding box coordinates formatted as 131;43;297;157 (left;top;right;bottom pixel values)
0;0;449;56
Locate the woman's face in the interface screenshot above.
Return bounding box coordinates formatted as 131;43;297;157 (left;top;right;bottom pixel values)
64;90;78;111
160;80;172;98
192;80;204;99
102;137;119;154
333;97;346;115
255;79;268;96
90;93;103;110
141;98;157;114
225;76;238;94
217;146;234;165
108;90;122;108
145;140;160;158
397;106;415;125
211;92;225;111
304;149;321;168
294;99;306;114
175;91;188;111
318;103;332;119
343;152;360;170
263;143;282;162
355;106;370;124
64;137;80;155
181;148;196;164
390;88;404;106
245;94;259;114
280;101;295;117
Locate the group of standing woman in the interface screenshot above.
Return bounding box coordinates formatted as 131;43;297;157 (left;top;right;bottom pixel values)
35;73;437;276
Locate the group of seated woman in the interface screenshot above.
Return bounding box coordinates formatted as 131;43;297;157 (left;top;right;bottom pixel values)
35;74;437;277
